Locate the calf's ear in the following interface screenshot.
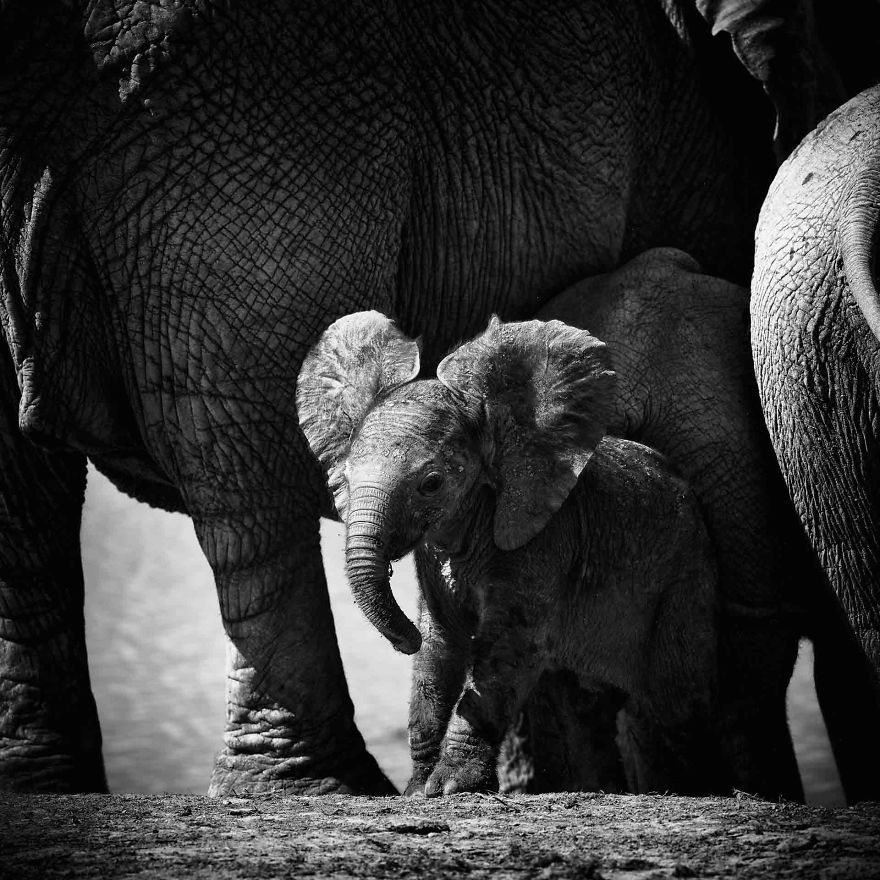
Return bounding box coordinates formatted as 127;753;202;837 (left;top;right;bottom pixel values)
437;317;615;551
296;311;420;517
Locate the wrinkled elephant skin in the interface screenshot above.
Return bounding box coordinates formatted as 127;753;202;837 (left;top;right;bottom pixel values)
752;84;880;804
534;248;812;800
298;314;722;798
0;0;854;794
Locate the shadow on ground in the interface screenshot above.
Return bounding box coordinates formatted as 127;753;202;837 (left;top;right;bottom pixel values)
3;792;879;878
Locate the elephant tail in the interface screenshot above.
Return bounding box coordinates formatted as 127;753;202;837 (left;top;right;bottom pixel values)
839;165;880;342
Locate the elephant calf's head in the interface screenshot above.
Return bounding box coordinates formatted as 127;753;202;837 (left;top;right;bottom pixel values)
296;311;616;654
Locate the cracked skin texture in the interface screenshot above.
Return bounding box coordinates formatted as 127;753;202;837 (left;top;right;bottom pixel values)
752;85;880;803
1;1;777;795
753;86;880;670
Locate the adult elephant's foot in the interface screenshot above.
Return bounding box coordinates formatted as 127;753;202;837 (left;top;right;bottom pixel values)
203;638;397;797
208;732;395;796
207;656;395;796
0;685;107;793
206;703;396;797
200;520;398;797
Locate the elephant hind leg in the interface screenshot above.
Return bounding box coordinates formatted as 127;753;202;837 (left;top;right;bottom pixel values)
717;614;804;802
811;582;880;804
756;323;880;801
0;348;106;792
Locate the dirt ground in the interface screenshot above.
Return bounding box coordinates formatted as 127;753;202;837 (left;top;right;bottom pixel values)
2;792;879;879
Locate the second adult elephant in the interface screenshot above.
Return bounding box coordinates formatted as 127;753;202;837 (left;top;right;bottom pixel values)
0;0;852;794
752;84;880;803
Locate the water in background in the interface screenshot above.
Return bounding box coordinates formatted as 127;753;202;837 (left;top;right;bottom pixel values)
81;466;843;804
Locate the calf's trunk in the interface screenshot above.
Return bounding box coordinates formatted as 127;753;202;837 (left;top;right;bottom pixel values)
345;482;421;655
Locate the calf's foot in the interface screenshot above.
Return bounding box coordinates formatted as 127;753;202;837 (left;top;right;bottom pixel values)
424;739;497;797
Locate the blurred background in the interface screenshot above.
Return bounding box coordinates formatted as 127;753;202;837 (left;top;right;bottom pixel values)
81;464;843;804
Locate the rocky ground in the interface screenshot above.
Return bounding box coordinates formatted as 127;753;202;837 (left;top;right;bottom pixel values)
2;792;879;879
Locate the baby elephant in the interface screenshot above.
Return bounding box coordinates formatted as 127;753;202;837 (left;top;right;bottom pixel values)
297;312;719;796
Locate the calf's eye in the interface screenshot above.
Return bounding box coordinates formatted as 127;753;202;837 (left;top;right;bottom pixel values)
418;471;445;496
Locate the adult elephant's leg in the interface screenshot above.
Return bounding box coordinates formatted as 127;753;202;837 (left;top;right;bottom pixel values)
715;610;802;800
145;357;394;797
755;306;880;802
759;357;880;674
647;298;806;802
0;349;106;792
810;578;880;803
188;484;394;796
751;89;880;801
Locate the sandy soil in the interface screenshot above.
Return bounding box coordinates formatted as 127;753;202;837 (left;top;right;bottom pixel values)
3;792;879;879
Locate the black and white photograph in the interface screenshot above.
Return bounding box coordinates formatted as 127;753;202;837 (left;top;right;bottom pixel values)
1;1;880;876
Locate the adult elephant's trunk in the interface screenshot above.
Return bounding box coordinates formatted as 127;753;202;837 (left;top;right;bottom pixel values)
840;165;880;342
345;482;422;655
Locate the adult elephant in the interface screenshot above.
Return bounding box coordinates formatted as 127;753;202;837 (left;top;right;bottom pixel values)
752;83;880;802
0;0;855;795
